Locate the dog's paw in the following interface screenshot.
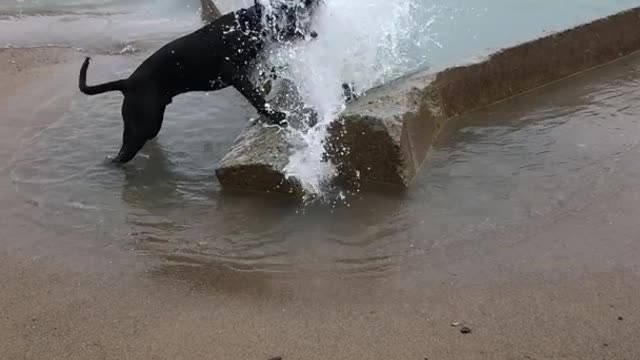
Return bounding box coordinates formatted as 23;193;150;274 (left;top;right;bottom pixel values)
263;109;287;125
342;82;358;102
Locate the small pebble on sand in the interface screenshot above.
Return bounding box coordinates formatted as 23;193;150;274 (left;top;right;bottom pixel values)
618;316;624;321
460;326;472;334
451;322;460;327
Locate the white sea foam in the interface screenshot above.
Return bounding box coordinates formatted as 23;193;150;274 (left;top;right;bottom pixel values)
260;0;439;198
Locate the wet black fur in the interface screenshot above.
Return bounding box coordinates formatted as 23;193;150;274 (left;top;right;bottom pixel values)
79;0;319;163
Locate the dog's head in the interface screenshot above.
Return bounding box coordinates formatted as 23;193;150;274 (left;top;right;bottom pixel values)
255;0;323;43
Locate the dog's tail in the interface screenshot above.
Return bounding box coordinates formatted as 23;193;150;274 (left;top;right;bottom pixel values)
79;57;126;95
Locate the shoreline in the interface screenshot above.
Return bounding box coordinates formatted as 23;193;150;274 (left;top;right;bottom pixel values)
1;25;640;360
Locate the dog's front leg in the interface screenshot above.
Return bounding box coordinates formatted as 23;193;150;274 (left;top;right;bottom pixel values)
228;68;286;125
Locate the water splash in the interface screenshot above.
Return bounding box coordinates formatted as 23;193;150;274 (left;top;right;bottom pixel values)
262;0;440;198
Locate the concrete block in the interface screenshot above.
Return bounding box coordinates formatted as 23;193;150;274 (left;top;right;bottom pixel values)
215;80;316;196
216;6;640;194
200;0;222;23
325;71;442;187
325;6;640;188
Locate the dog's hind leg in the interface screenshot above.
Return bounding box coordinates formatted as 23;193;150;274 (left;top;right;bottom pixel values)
147;102;168;140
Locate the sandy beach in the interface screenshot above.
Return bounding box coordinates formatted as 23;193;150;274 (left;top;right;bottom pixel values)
1;46;639;359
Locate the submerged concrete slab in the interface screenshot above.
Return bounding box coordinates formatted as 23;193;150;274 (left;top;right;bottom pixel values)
326;6;640;188
215;80;317;196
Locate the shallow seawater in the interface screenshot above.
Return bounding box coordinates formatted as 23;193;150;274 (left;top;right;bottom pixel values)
10;50;640;275
2;0;639;61
5;0;640;275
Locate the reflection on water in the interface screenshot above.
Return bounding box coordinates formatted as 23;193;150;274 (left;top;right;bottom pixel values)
9;52;640;277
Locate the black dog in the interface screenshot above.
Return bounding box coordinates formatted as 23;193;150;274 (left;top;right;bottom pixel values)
79;0;320;163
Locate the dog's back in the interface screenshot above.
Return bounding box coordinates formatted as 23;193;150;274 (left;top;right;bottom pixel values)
125;6;264;96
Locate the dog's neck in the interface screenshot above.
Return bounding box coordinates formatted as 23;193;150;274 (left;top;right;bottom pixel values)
232;0;318;44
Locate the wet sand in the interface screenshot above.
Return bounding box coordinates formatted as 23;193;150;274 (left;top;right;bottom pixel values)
2;47;640;359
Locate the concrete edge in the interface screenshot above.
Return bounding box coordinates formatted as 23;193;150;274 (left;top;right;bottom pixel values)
327;6;640;188
215;164;304;196
200;0;222;23
431;6;640;118
215;80;312;197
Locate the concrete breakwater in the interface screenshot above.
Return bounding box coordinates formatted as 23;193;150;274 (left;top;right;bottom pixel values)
216;6;640;196
200;0;222;22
